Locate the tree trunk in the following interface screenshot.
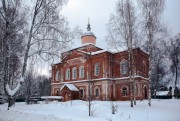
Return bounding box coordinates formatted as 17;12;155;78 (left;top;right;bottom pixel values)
128;48;133;107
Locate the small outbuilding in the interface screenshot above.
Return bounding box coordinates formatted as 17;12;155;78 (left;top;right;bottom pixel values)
60;84;79;101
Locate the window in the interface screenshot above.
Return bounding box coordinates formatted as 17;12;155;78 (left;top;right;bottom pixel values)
94;87;100;97
143;61;146;73
79;66;84;78
72;67;77;79
136;84;139;96
120;60;128;75
54;89;60;96
79;88;84;97
56;90;59;96
66;68;70;80
94;63;100;76
122;87;128;96
55;71;60;81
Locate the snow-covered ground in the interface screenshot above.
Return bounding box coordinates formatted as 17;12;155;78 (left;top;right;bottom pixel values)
0;99;180;121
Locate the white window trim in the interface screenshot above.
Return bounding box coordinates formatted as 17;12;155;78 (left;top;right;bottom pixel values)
54;88;60;96
120;60;128;75
94;63;100;76
143;60;146;73
143;85;147;93
79;66;84;78
122;86;128;97
72;67;77;79
94;86;100;97
55;71;60;81
66;68;70;80
136;84;140;96
79;87;84;97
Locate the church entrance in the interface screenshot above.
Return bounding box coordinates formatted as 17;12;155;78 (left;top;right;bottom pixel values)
144;86;148;99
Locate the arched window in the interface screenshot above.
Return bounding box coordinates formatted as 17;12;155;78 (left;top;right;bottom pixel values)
122;87;128;96
94;87;100;97
54;89;60;96
66;68;70;80
79;88;84;97
120;60;128;75
135;84;139;96
55;71;60;81
144;86;148;99
56;90;59;96
94;63;100;76
72;67;77;79
143;61;146;73
79;66;84;78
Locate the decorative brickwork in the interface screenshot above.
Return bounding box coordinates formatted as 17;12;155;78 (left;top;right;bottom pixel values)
51;44;149;101
51;23;149;101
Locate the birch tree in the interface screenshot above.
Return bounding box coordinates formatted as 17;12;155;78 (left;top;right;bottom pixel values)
22;0;70;77
38;76;51;96
0;0;27;109
1;0;79;108
138;0;167;106
0;0;26;94
167;34;180;97
107;0;139;107
24;66;37;104
150;44;169;98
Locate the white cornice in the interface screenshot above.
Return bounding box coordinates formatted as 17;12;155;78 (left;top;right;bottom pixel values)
51;76;148;85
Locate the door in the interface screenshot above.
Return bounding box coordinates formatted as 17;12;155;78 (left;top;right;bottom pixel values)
64;92;69;101
144;86;147;99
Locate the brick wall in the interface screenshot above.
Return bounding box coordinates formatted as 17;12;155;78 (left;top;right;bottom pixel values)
51;45;149;101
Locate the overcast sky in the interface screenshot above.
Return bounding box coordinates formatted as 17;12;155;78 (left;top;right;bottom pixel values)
41;0;180;76
62;0;180;49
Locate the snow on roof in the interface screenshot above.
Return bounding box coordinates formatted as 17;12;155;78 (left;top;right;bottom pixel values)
65;43;100;52
81;31;96;38
115;76;149;81
41;96;63;99
91;50;109;55
77;48;110;55
60;84;79;91
59;78;110;84
76;50;89;55
156;91;169;96
108;47;126;54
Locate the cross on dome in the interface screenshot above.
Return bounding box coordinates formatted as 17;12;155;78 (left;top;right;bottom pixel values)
87;17;91;31
88;17;90;24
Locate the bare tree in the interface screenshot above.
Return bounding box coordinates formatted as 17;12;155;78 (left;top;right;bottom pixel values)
24;66;37;104
107;0;139;107
0;0;27;108
86;101;98;117
22;0;70;77
17;69;51;103
150;44;169;98
111;101;119;114
138;0;167;106
38;75;51;96
1;0;80;109
166;34;180;97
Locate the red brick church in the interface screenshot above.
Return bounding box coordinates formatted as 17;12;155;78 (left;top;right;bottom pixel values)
51;22;149;101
